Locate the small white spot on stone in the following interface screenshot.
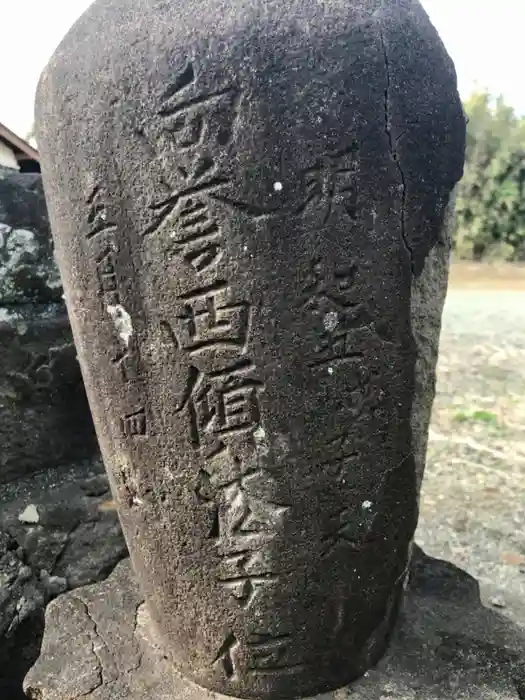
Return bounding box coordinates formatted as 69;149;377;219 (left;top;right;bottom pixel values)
19;504;39;524
253;426;269;456
273;181;283;192
489;595;506;609
107;304;134;347
244;245;248;252
132;497;144;506
254;426;266;441
362;500;373;510
324;311;339;332
328;367;334;375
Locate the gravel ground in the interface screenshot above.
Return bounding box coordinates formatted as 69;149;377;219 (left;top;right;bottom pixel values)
416;288;525;628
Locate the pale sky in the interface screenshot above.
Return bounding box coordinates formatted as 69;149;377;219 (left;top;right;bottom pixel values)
1;0;524;138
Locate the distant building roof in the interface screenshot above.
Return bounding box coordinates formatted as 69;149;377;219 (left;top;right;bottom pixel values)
0;121;40;171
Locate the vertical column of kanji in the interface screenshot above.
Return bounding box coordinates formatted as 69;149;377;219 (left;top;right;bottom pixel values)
280;119;421;676
137;60;299;694
83;184;146;507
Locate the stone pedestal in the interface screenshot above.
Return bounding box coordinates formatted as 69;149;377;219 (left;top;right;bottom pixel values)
24;548;525;700
35;0;465;696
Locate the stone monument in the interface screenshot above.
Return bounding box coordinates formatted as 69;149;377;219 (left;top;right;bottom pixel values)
31;0;466;698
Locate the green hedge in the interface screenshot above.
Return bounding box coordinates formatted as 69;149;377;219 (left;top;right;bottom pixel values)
455;92;525;261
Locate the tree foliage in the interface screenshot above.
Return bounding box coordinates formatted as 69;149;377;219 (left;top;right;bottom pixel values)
455;92;525;261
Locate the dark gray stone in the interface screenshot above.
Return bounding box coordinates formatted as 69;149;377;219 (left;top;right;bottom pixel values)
0;462;128;700
0;166;60;305
0;528;47;700
35;0;465;697
0;462;127;590
0;530;45;641
0;304;98;483
23;549;525;700
0;167;97;484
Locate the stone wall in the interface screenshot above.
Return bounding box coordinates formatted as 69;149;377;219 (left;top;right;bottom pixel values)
0;166;98;483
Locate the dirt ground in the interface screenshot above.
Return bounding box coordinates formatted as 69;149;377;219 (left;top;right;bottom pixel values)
416;261;525;628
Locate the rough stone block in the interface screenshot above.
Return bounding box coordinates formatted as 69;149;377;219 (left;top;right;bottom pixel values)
0;167;97;484
24;549;525;700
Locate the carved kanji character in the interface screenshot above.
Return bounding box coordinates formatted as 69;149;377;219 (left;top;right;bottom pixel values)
86;186;117;240
298;144;359;225
175;360;263;453
299;258;361;313
120;409;147;438
96;245;120;305
166;283;251;355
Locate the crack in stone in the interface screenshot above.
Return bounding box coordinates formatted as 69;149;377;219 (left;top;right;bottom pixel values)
79;639;104;697
378;24;413;274
72;595;110;694
129;600;145;673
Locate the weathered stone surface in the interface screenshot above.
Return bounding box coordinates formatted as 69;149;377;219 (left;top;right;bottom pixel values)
35;0;465;696
0;305;98;483
0;166;61;305
0;461;127;592
0;166;98;484
0;462;128;699
0;528;48;700
24;548;525;700
0;530;45;642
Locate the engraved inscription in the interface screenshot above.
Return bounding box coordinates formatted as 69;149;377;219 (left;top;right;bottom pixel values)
309;334;364;369
321;505;378;557
216;477;287;608
148;62;289;626
175;360;263;456
213;632;239;679
168;196;223;273
157;62;240;152
247;633;305;675
112;340;141;383
299;258;360;313
219;555;278;609
96;244;120;305
145;166;228;237
210;143;360;225
86;186;117;240
86;185;145;393
163;282;252;355
120;408;147;438
320;455;413;558
316;431;360;481
142;60;241;242
296;144;359;225
300;258;374;369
